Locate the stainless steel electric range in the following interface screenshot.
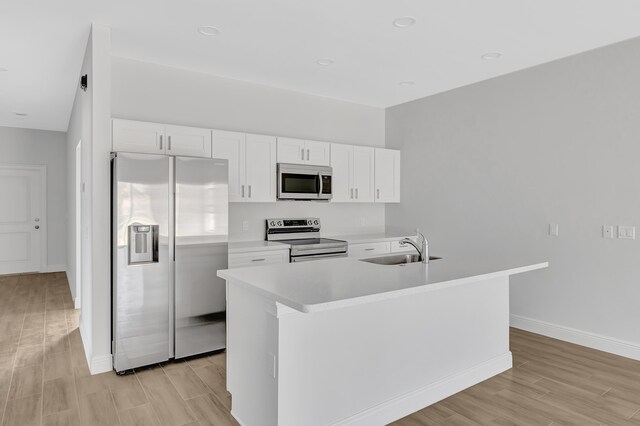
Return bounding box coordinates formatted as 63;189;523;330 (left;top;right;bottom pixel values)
266;218;348;262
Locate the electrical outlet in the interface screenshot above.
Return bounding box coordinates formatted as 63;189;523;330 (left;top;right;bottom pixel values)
242;221;249;231
549;223;559;237
618;225;635;240
603;225;614;239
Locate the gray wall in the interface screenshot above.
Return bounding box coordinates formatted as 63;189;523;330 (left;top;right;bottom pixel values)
111;57;387;240
0;126;67;269
385;37;640;347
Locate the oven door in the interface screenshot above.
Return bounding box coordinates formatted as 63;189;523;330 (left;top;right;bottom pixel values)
277;163;332;200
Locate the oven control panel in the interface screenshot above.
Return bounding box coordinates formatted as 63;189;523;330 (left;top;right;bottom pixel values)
267;218;320;229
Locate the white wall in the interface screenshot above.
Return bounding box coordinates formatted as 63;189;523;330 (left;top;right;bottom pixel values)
0;126;67;270
111;57;387;240
65;24;113;374
385;36;640;354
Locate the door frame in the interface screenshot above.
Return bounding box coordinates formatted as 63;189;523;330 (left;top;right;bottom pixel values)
0;163;47;273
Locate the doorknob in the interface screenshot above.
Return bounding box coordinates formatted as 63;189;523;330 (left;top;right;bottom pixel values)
35;225;40;229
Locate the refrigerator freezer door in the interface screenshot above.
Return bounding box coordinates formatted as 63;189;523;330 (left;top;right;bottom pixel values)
174;157;229;358
113;153;171;372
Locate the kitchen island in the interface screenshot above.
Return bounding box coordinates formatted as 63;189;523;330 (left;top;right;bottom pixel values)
217;255;547;426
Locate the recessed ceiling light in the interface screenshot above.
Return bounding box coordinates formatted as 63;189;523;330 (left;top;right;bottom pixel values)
197;26;221;36
398;81;415;86
0;67;7;72
481;52;502;60
393;17;416;28
316;58;334;66
13;112;28;119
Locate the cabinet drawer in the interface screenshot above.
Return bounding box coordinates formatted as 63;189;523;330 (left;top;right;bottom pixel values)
347;242;390;258
390;238;418;253
228;250;289;269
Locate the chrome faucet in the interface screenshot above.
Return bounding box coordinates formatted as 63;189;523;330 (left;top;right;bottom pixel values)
399;229;429;263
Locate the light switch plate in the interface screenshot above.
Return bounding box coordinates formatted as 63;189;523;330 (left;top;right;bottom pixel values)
603;225;614;239
618;225;635;240
549;223;559;237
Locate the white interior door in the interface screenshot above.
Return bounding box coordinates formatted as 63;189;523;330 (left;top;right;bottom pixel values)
0;165;44;274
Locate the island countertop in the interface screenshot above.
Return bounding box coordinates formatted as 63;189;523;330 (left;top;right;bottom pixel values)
217;255;548;314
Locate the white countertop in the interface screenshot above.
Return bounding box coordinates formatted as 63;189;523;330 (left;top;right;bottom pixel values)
228;241;290;254
218;255;548;313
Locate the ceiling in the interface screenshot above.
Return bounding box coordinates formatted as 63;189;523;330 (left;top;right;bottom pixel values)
2;0;640;131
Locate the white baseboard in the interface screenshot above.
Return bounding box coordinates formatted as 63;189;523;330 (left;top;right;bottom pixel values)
510;314;640;361
44;264;66;273
91;354;114;375
79;320;113;375
332;352;512;426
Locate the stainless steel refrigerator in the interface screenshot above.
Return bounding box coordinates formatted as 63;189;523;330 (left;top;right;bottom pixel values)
111;152;228;373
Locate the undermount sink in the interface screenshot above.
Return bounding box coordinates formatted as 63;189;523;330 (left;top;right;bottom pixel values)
360;254;442;265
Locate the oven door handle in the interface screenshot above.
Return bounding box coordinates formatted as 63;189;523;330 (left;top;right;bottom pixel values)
292;252;348;262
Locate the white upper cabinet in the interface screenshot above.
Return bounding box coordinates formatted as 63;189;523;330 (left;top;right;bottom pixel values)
212;130;276;203
330;144;374;203
244;134;277;202
112;119;211;158
165;125;212;158
277;137;330;166
374;148;401;203
330;143;353;202
352;146;375;202
112;119;165;154
212;130;245;202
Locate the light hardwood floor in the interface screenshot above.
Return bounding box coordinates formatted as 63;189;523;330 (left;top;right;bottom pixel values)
2;273;640;425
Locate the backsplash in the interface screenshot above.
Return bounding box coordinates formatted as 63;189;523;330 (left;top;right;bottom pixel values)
229;202;385;242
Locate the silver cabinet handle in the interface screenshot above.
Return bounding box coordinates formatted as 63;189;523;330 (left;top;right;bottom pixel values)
241;185;245;198
306;149;309;161
355;188;358;199
251;258;265;262
168;135;172;151
350;188;353;199
301;149;304;161
376;189;380;199
248;185;252;198
159;135;163;150
365;248;375;251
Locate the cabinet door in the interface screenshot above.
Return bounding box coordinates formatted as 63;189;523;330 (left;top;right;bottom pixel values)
374;148;400;203
228;250;289;269
330;143;353;203
305;140;331;166
277;137;305;164
165;125;212;158
352;146;375;202
245;134;277;202
212;130;245;202
348;242;390;258
112;119;165;154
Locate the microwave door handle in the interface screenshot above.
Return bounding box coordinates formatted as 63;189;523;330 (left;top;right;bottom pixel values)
318;173;323;197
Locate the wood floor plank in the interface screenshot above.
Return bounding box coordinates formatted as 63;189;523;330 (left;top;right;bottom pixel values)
7;364;42;400
43;376;77;415
109;372;148;411
186;393;239;426
2;393;42;426
192;364;231;411
136;367;197;426
42;408;82;426
14;344;44;368
163;362;210;400
118;403;161;426
78;389;120;426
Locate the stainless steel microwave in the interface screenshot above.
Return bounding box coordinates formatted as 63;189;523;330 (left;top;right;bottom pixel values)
277;163;332;201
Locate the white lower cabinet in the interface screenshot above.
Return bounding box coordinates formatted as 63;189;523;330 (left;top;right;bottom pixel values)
348;242;390;258
228;249;289;268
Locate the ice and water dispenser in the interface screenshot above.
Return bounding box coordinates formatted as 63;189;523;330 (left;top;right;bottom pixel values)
128;224;159;264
